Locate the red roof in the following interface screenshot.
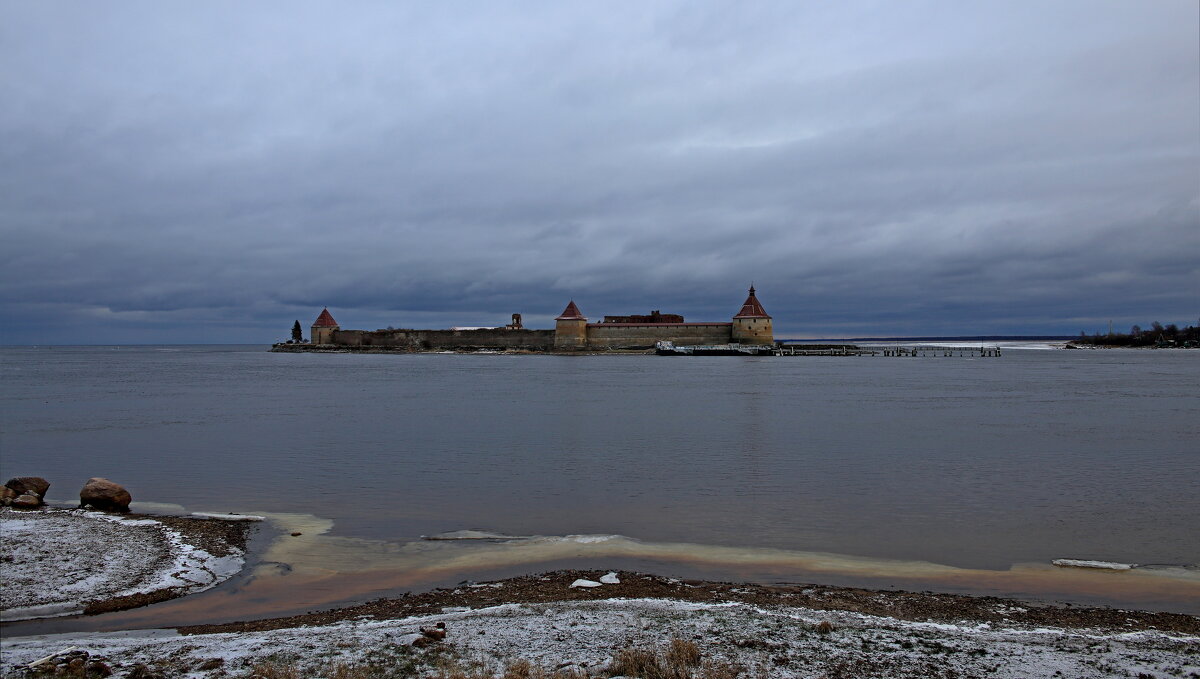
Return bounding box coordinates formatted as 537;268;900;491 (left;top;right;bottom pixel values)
312;308;339;327
555;300;587;321
733;286;771;319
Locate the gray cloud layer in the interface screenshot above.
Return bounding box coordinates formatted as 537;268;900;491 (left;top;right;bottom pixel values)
2;1;1197;343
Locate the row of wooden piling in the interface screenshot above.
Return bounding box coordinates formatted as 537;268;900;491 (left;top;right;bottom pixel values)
877;347;1002;357
773;346;1002;357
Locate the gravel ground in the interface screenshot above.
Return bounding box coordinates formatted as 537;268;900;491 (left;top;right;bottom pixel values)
1;588;1197;678
0;507;250;621
182;570;1200;636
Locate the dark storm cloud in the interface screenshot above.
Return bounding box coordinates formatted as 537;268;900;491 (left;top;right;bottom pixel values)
1;1;1196;343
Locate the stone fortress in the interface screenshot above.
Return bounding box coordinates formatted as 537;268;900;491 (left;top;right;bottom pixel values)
286;286;773;352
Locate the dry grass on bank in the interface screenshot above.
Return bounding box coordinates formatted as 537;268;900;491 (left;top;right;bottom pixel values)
245;638;741;679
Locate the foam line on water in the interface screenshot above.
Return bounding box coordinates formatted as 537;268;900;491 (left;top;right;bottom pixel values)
254;514;1200;593
81;513;1200;628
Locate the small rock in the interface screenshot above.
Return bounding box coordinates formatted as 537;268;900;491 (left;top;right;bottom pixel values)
126;663;165;679
599;572;620;584
85;660;113;677
5;476;50;499
79;477;132;512
420;627;446;640
411;636;433;648
570;579;603;588
67;657;86;673
12;493;41;509
196;658;223;671
290;532;303;537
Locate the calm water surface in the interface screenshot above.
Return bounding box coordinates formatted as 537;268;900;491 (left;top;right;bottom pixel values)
4;345;1197;566
2;345;1198;619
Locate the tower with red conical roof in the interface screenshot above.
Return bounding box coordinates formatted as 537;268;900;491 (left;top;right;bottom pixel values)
311;307;340;344
731;286;773;345
554;300;588;349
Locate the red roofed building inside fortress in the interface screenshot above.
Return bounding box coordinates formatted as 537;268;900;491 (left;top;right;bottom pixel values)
296;286;772;352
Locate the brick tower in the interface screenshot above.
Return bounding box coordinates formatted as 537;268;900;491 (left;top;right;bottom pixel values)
554;301;588;349
731;286;773;345
311;307;339;345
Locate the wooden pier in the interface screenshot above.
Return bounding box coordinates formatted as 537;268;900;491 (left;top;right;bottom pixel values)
773;344;1002;358
656;341;1004;357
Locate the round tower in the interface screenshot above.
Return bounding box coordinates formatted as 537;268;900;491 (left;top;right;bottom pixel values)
311;307;340;345
554;301;588;349
731;286;773;345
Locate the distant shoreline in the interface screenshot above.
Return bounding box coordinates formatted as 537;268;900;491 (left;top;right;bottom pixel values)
4;336;1079;348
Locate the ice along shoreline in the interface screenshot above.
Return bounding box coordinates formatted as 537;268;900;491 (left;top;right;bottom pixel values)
0;507;253;622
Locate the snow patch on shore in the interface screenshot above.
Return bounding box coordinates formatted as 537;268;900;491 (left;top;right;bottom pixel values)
0;508;244;622
2;598;1196;678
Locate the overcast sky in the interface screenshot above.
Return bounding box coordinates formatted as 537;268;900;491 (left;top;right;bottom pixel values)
2;1;1197;343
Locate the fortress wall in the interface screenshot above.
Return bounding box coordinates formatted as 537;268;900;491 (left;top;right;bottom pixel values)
329;329;365;346
584;323;732;349
321;324;736;351
415;329;555;350
331;328;554;350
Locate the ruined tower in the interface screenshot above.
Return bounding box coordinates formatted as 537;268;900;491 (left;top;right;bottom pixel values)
554;301;588;349
311;307;339;345
731;286;773;345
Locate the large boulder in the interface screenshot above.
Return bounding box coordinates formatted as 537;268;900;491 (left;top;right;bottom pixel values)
79;478;132;512
5;476;50;500
12;493;42;508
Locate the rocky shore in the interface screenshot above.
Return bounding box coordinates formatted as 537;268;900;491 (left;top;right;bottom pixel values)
1;507;1197;677
2;571;1197;678
180;570;1200;637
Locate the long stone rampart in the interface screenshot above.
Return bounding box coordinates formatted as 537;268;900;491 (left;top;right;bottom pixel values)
583;323;732;349
273;324;741;353
301;328;556;351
